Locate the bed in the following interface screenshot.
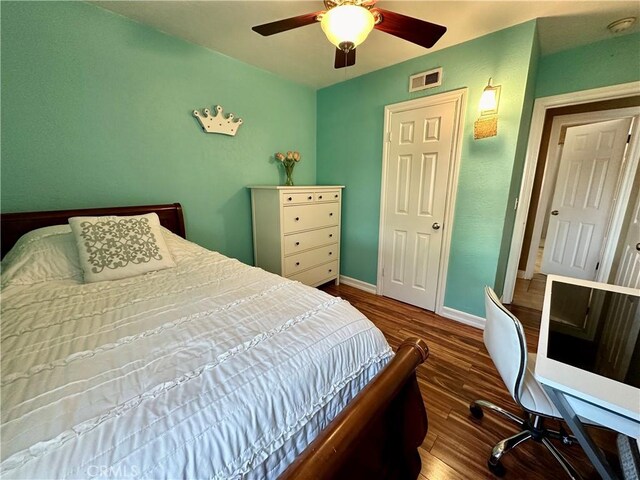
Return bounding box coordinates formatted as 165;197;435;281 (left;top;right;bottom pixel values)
0;203;429;479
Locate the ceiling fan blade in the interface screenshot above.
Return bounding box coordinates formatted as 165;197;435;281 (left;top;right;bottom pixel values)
373;8;446;49
334;48;356;69
252;12;321;36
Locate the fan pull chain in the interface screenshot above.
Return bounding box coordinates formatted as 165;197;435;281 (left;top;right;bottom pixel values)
344;50;348;82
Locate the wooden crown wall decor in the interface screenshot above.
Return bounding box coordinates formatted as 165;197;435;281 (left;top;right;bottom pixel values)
193;105;243;136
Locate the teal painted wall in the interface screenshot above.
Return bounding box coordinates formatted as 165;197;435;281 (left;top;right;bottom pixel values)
0;1;316;264
535;32;640;98
317;21;538;317
494;26;540;295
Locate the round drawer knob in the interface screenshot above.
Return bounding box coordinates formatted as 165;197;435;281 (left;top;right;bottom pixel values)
319;195;323;199
329;269;332;273
334;194;338;198
288;196;292;201
329;252;333;255
296;262;300;266
295;242;300;246
329;234;333;238
308;196;312;200
329;213;333;216
295;217;300;221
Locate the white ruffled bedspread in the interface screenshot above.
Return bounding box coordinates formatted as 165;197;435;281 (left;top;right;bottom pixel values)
1;233;392;479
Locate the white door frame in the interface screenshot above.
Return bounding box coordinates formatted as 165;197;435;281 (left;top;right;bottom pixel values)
377;88;467;315
524;108;640;279
503;81;640;304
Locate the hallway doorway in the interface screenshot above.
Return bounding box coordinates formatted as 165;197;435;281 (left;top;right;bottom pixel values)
504;84;640;307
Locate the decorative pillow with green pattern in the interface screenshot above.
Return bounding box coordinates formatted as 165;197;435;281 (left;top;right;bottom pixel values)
69;213;176;283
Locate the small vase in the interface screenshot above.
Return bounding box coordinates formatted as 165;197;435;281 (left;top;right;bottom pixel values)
284;163;295;186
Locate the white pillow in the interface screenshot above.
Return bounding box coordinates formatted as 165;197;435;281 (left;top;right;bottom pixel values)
69;212;176;283
160;226;210;260
1;225;82;287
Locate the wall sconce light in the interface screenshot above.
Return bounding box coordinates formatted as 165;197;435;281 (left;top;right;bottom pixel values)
479;78;501;115
474;77;501;140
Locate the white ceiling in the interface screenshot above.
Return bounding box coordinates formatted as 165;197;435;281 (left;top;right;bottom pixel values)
93;1;640;89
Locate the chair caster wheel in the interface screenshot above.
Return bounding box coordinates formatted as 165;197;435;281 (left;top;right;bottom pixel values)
559;427;574;445
470;404;484;419
488;460;506;477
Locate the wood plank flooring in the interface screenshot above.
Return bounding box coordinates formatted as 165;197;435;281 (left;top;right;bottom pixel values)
321;283;619;480
512;274;546;311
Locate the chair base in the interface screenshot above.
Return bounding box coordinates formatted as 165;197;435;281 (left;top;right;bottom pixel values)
470;399;582;479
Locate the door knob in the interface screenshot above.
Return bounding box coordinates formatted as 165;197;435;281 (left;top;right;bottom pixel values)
551;210;559;216
432;222;441;230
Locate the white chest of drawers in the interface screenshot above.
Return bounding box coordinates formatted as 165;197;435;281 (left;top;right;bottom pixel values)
249;186;344;287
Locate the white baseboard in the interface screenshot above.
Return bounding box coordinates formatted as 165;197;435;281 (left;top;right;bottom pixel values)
338;277;484;329
339;275;377;294
439;306;485;330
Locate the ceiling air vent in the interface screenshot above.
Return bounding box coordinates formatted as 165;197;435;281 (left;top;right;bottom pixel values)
409;67;442;92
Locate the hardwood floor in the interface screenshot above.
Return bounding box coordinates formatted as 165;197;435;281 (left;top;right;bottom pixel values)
321;283;619;480
512;274;546;311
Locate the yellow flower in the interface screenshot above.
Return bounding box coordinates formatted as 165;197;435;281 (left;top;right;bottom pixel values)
275;152;285;161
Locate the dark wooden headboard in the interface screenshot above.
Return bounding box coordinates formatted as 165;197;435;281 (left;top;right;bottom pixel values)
0;203;186;258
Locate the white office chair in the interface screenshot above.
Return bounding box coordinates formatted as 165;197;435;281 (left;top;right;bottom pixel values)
470;286;581;478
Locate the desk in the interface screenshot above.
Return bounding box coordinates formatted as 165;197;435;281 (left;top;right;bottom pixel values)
534;275;640;480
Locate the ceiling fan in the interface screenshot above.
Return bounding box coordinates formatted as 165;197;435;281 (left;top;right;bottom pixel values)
252;0;447;69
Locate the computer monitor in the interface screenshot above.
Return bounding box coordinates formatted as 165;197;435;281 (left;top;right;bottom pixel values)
536;274;640;434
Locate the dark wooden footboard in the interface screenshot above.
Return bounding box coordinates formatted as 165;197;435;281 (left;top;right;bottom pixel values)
281;337;429;480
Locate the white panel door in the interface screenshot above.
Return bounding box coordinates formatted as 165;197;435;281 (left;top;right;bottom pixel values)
541;118;632;279
595;189;640;380
614;187;640;289
381;100;456;310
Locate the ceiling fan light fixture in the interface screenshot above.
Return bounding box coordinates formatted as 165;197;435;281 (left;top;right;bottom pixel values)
320;5;375;52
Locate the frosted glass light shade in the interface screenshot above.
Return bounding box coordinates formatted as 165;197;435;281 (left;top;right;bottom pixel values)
479;79;501;115
320;5;375;51
479;89;497;111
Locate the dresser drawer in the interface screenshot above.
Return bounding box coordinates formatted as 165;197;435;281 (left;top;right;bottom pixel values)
315;190;341;203
282;192;314;205
283;203;340;233
289;260;339;287
284;226;339;255
284;244;338;276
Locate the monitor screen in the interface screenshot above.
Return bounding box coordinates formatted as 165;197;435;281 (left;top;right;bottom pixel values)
546;279;640;388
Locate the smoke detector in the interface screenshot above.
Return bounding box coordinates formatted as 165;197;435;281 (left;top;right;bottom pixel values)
607;17;636;33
